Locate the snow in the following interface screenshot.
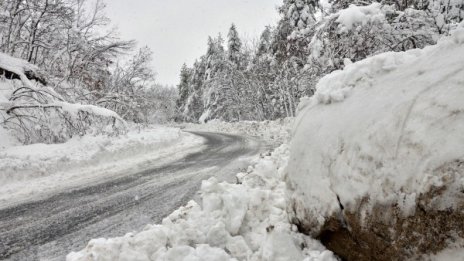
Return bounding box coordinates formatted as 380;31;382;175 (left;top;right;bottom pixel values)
0;52;43;89
428;247;464;261
67;144;336;261
335;3;384;32
56;101;124;122
0;126;18;149
0;52;39;78
0;126;204;207
287;23;464;231
179;118;293;146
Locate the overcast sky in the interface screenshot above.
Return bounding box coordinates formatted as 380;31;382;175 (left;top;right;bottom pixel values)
105;0;282;86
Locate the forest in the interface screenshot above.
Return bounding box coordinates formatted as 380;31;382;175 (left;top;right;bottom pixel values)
0;0;463;142
176;0;463;122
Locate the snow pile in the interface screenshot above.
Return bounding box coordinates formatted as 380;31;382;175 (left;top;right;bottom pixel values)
180;118;293;146
67;145;336;261
0;126;186;184
288;24;464;230
0;126;204;207
306;49;420;106
335;3;384;32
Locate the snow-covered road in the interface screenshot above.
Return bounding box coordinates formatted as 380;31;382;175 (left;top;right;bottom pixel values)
0;132;263;261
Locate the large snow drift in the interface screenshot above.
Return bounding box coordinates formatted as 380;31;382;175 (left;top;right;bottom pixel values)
286;22;464;257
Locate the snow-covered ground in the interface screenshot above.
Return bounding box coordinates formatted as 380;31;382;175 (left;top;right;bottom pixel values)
67;144;336;261
0;126;204;208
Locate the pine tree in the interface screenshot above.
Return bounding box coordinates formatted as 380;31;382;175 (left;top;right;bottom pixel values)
256;26;272;57
281;0;319;30
205;34;225;80
227;24;243;66
183;58;207;122
176;63;191;113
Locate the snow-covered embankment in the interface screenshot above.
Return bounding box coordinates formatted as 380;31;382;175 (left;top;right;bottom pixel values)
0;127;203;207
286;23;464;260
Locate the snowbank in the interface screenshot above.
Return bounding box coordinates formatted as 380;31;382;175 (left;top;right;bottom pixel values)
287;23;464;259
179;118;293;146
67;145;336;261
0;126;204;206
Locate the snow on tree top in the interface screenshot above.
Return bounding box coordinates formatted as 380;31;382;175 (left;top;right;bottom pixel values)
335;3;384;32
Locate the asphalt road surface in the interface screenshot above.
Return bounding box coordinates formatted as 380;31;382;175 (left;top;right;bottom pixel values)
0;132;264;261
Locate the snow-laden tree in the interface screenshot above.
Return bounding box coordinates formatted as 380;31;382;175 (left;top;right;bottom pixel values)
98;47;156;123
273;0;320;63
425;0;464;34
309;3;438;71
0;0;178;126
175;0;461;123
227;24;243;67
0;52;125;144
282;0;319;30
181;58;207;122
176;63;192;116
142;85;178;124
0;0;134;103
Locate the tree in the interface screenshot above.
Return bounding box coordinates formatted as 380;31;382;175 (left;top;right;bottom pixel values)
176;63;192;114
227;24;243;67
175;0;458;123
100;47;156;122
0;0;134;103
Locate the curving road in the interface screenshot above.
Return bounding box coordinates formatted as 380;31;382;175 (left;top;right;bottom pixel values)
0;132;264;261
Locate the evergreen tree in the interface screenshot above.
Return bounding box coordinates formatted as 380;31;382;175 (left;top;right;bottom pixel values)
281;0;319;30
256;26;272;57
184;59;207;121
176;63;191;113
205;35;225;80
227;24;243;66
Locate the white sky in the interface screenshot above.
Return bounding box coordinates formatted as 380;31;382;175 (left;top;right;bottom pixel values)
105;0;282;86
